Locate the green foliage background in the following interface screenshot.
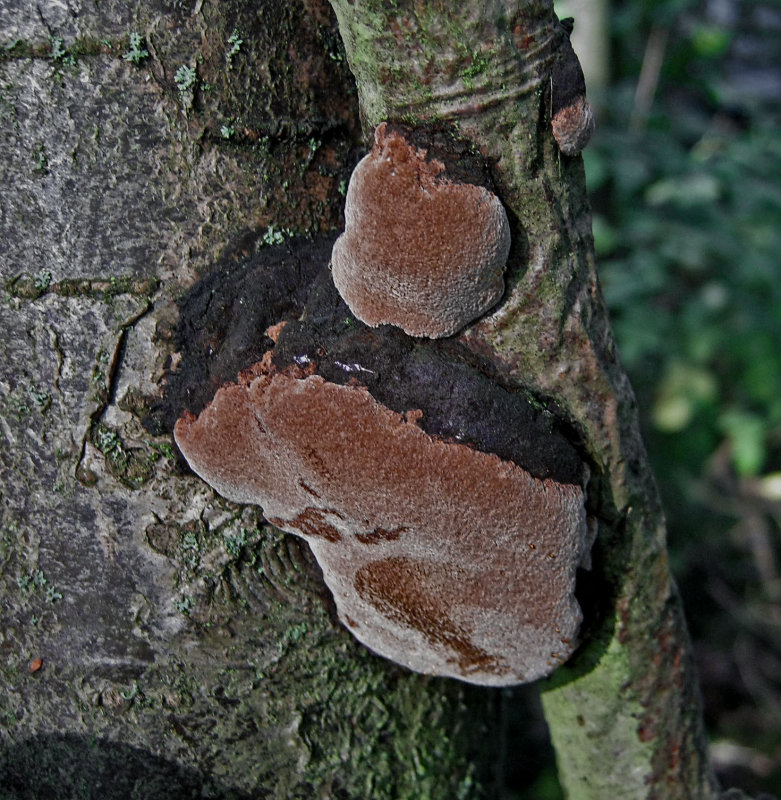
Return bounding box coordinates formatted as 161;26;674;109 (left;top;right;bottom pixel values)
564;0;781;796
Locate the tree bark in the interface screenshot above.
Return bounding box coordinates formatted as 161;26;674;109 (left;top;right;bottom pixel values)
326;0;724;797
0;2;497;797
0;1;761;798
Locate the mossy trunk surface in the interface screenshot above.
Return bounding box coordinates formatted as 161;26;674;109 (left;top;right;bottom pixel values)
0;2;498;798
326;0;725;798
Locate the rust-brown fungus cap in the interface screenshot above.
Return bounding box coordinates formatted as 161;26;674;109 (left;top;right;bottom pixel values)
551;96;595;157
174;365;591;686
549;17;595;156
331;123;511;338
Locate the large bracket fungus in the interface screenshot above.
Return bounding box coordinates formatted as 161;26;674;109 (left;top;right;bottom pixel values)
169;251;594;687
331;123;511;338
175;367;589;685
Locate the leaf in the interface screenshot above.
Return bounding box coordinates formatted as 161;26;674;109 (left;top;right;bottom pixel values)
718;410;767;477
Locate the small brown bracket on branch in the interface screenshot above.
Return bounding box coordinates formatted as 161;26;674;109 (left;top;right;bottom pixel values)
548;17;595;156
332;122;510;338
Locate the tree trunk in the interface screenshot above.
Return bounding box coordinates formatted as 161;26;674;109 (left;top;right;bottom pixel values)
325;0;728;798
0;2;497;797
0;1;761;798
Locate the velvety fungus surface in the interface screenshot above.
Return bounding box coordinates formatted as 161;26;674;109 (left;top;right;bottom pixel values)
174;365;591;686
331;122;511;338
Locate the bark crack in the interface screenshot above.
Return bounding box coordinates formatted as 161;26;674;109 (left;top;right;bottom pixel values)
74;298;154;481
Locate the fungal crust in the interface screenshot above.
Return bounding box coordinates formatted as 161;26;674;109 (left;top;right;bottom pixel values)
174;364;590;686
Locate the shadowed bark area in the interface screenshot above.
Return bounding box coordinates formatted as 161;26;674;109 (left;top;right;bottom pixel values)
326;0;730;797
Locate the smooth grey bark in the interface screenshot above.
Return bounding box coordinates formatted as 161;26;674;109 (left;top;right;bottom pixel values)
0;2;499;797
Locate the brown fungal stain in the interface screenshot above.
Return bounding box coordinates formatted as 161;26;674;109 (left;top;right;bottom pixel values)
268;508;342;543
298;479;321;498
265;320;287;342
354;557;506;676
354;526;409;545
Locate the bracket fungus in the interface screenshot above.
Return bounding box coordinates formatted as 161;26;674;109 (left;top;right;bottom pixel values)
331;123;511;338
549;18;595;156
171;264;593;686
174;363;590;686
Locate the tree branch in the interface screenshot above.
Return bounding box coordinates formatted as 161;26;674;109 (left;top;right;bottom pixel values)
329;1;723;796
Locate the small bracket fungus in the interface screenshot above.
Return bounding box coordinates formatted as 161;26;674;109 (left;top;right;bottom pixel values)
175;364;591;686
549;18;595;156
331;122;511;338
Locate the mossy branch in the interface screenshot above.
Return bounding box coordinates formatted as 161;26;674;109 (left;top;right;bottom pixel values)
328;1;724;797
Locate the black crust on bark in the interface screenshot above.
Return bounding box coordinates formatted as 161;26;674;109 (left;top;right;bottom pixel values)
549;17;587;116
154;235;586;487
143;235;332;435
